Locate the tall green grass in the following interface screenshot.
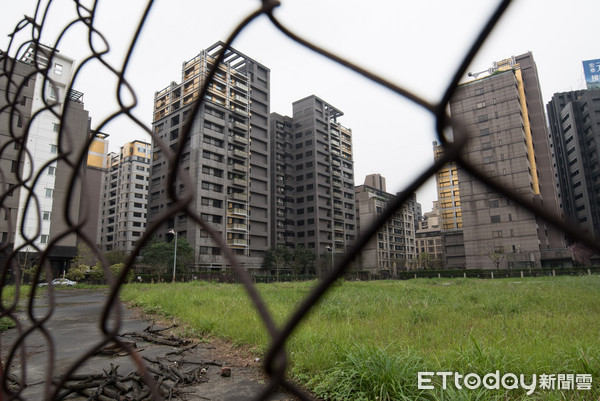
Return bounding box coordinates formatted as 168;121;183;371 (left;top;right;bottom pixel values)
120;276;600;400
0;285;32;331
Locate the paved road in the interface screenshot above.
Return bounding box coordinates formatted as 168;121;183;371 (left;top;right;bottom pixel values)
1;288;297;400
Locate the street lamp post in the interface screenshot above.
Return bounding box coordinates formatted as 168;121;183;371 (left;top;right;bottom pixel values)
169;229;178;283
326;245;334;272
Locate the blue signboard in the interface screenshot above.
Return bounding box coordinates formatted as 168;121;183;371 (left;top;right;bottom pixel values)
583;59;600;89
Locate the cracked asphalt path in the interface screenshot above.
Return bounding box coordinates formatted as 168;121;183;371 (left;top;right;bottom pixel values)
1;288;297;400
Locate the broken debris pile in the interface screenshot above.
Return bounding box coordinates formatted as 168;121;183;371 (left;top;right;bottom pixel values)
55;325;223;400
56;360;215;401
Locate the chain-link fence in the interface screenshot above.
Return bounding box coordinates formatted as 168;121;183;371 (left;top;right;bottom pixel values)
2;0;599;400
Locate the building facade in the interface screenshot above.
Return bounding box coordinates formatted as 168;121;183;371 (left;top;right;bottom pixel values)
78;131;108;251
415;201;443;269
547;89;600;239
269;113;295;248
355;175;417;276
270;96;357;265
149;42;270;269
0;44;91;276
98;140;151;254
449;53;565;269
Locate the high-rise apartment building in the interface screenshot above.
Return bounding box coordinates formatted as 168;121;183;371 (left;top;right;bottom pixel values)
355;174;417;275
0;44;91;275
149;42;270;269
433;142;466;268
270;96;357;261
547;88;600;238
98;140;151;254
449;53;565;269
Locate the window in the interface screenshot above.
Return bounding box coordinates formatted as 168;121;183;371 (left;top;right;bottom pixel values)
491;215;501;223
48;85;57;99
200;213;222;224
42;211;51;221
201;197;223;208
47;166;56;176
478;115;488;123
489;199;499;208
45;188;54;198
201;181;223;193
476;101;486;109
40;235;49;244
50;144;58;153
54;63;63;75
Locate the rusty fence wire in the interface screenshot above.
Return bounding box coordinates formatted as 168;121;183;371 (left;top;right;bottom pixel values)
1;0;600;400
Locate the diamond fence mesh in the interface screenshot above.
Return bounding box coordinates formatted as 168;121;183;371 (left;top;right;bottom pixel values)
1;0;599;400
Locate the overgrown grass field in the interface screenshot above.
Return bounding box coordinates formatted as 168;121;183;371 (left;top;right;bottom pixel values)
120;276;600;400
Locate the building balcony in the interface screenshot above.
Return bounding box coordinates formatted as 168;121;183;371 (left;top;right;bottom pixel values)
228;238;248;247
231;163;248;173
208;86;226;97
232;95;248;105
230;192;248;201
230;121;248;131
227;223;248;231
229;149;248;159
232;177;247;187
234;81;249;91
233;134;247;144
228;207;248;216
232;107;248;117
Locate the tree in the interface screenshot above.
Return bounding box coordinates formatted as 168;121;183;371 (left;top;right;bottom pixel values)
263;245;292;280
481;241;507;270
292;246;316;275
66;264;89;282
105;250;127;265
140;236;194;281
88;262;106;282
417;252;433;270
72;243;97;268
110;263;134;283
16;249;40;285
569;242;594;266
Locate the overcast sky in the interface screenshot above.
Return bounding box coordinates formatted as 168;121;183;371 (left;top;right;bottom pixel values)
2;0;598;211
